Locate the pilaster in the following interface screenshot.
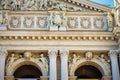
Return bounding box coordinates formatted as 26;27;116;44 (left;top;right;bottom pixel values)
60;50;69;80
109;50;120;80
40;76;49;80
0;48;8;80
48;50;58;80
69;76;77;80
102;76;112;80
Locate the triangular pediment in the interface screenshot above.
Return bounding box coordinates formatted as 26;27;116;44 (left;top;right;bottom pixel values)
0;0;111;12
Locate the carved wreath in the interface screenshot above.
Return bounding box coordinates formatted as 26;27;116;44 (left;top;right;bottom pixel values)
10;16;21;28
94;17;104;29
80;17;91;29
67;17;78;29
24;17;34;28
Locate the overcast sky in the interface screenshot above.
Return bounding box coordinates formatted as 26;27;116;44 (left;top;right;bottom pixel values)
90;0;114;8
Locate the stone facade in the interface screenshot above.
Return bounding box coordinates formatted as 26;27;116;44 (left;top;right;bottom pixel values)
0;0;120;80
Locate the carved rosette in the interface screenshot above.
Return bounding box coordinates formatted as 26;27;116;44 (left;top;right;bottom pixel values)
37;17;47;28
93;17;104;29
67;17;78;29
10;16;21;28
24;17;34;28
80;17;91;29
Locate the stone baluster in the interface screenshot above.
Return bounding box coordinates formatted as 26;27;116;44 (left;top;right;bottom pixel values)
48;50;58;80
0;48;8;80
109;50;120;80
60;50;69;80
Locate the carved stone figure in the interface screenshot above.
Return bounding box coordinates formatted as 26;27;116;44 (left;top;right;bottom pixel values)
23;0;37;10
85;52;93;60
24;52;32;59
107;12;113;28
0;11;7;25
7;54;17;67
48;11;66;29
10;0;20;10
38;54;48;75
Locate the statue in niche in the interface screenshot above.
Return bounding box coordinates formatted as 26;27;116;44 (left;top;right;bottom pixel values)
38;54;48;75
85;52;93;60
107;12;113;28
6;54;17;67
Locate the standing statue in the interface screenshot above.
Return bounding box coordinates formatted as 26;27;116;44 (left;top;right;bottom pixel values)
107;12;113;28
114;0;120;26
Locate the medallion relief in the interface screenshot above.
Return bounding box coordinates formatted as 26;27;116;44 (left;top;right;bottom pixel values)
10;16;21;28
67;17;78;29
93;17;104;29
24;17;34;28
37;17;47;28
80;17;91;29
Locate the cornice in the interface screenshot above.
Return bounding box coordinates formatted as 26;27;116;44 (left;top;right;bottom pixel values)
0;31;115;41
63;0;111;12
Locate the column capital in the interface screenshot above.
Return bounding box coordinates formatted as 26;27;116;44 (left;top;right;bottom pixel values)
108;50;118;58
60;49;69;58
48;50;58;58
0;47;8;57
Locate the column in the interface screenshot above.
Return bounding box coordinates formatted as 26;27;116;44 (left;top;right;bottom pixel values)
48;50;58;80
60;50;69;80
0;48;8;80
109;50;120;80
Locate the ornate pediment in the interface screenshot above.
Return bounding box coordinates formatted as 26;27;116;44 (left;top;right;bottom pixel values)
0;0;111;12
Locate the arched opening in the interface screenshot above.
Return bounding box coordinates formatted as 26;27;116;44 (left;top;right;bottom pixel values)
14;65;42;79
75;65;102;80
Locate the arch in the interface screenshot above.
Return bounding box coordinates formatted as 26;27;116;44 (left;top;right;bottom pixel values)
6;58;47;76
69;58;111;76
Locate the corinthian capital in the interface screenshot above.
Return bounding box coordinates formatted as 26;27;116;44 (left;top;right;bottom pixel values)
60;50;69;57
0;48;8;56
48;50;58;58
108;50;118;58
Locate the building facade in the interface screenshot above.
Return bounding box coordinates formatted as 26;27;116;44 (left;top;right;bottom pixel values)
0;0;120;80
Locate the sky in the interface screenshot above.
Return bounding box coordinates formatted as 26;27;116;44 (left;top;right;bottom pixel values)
90;0;114;8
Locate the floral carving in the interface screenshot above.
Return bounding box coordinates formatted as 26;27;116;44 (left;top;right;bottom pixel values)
67;17;78;29
24;17;34;28
10;16;21;28
80;17;91;29
94;17;104;29
37;17;47;28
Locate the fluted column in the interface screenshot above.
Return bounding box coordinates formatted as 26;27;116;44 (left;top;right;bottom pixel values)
48;50;58;80
60;50;69;80
0;48;8;80
109;50;120;80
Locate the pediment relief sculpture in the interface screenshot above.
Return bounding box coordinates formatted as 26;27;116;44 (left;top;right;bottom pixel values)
0;0;111;12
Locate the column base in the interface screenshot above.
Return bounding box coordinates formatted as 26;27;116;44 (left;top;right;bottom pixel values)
102;76;112;80
69;76;77;80
4;76;15;80
40;76;49;80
